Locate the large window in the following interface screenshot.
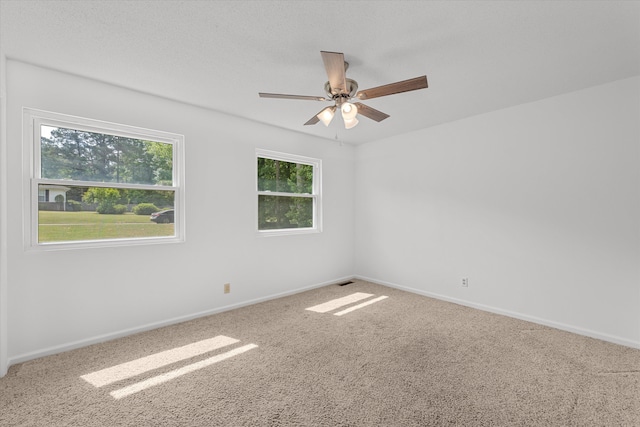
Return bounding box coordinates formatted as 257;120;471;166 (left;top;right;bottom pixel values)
24;109;185;250
256;149;321;236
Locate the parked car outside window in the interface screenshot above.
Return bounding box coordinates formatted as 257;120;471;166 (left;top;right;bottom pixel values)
150;209;174;224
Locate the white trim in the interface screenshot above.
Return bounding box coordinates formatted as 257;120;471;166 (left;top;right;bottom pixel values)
256;191;314;198
34;179;176;192
355;275;640;350
255;149;320;167
256;227;321;238
255;149;323;236
23;108;186;252
6;275;353;368
0;53;8;377
33;110;181;144
7;272;636;373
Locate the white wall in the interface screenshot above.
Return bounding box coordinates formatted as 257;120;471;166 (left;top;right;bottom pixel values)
0;54;8;377
2;60;637;379
3;60;355;368
355;76;640;347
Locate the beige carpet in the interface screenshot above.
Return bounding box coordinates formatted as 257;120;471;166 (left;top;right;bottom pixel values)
1;280;639;426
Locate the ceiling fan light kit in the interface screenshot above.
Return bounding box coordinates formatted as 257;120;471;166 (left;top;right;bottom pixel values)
344;117;359;129
259;51;428;130
317;106;336;127
341;102;358;121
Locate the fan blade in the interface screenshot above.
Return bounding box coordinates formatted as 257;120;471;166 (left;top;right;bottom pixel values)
259;93;327;101
355;76;428;100
304;113;321;126
320;51;347;95
353;102;390;122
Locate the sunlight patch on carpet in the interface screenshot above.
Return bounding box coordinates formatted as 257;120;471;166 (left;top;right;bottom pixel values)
110;343;258;399
305;292;374;313
81;335;239;387
334;295;388;316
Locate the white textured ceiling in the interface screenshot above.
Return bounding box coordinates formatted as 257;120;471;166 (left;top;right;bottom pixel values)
1;0;639;144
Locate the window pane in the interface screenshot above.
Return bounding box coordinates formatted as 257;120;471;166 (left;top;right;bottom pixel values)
258;195;313;230
257;158;313;194
38;185;175;243
41;125;173;185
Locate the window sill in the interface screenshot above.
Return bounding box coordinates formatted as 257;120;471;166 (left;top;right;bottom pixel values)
26;235;185;252
256;228;321;238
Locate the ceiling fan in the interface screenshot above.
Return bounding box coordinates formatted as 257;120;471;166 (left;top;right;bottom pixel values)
259;51;428;129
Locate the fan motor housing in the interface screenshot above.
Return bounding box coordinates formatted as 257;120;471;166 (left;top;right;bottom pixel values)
325;78;358;99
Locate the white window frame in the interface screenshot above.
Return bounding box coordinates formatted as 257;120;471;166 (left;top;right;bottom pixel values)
256;149;322;237
23;108;186;251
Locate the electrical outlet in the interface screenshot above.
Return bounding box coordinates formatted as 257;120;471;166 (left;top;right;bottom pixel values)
224;283;231;294
461;278;469;287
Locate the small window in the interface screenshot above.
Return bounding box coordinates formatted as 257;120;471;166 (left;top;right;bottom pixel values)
256;149;321;236
24;109;185;250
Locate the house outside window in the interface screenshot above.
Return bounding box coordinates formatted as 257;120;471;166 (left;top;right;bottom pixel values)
24;108;185;250
38;185;70;209
256;149;322;236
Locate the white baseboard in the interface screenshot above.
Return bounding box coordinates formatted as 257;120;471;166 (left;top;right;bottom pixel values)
355;275;640;350
5;273;637;378
5;276;353;371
